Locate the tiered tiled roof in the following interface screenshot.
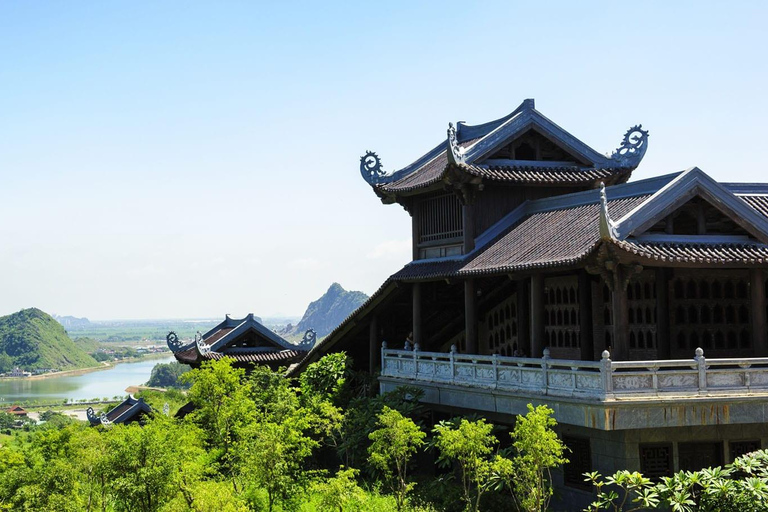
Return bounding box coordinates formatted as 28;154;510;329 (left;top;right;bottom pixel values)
368;99;646;198
292;169;768;373
168;313;315;368
88;395;152;427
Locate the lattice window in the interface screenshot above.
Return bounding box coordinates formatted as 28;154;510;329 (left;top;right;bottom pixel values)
598;283;614;353
417;193;463;244
544;276;580;350
671;271;751;355
628;272;657;357
563;436;592;489
730;440;761;462
481;294;518;357
640;444;673;481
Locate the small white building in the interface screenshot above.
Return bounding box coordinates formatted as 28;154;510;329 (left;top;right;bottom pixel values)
8;367;31;378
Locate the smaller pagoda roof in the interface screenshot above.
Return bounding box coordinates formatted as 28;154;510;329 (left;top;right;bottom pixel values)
6;405;27;416
360;99;647;198
87;395;152;427
167;313;316;368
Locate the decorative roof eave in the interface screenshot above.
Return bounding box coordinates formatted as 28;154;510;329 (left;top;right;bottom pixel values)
360;100;649;196
613;167;768;245
607;238;768;267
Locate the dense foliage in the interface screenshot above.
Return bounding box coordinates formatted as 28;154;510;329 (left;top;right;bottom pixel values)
0;308;98;371
585;451;768;512
147;362;191;388
0;354;573;511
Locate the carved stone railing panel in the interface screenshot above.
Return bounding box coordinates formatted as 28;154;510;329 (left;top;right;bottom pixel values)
381;344;768;401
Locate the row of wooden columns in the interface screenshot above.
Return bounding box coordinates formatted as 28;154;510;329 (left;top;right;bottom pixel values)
390;268;768;365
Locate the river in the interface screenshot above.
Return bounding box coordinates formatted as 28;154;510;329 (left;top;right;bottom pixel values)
0;355;176;403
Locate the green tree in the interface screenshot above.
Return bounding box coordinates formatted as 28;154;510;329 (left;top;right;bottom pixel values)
433;417;499;512
312;466;367;512
0;352;12;373
235;415;316;512
182;358;256;473
368;406;426;511
102;416;205;512
507;404;567;512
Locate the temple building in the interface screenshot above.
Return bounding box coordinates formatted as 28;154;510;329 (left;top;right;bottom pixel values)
294;99;768;508
87;395;153;427
167;313;316;370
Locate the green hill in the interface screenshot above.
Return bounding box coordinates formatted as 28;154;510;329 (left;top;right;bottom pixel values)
0;308;99;371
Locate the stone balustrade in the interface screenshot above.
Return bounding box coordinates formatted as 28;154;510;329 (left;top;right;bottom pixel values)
381;342;768;400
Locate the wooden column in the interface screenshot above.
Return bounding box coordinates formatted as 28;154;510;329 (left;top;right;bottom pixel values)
517;279;530;356
369;315;379;374
462;203;475;253
531;273;545;358
751;269;767;356
579;271;594;361
412;282;422;346
656;268;671;359
464;279;477;353
611;268;630;361
411;208;420;260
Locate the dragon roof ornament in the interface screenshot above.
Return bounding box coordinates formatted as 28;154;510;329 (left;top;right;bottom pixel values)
166;331;182;352
298;328;317;349
446;122;465;165
599;182;617;241
360;151;390;185
611;125;649;167
86;406;99;425
196;332;211;356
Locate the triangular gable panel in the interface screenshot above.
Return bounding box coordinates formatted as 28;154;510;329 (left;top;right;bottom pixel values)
481;128;592;165
613;168;768;244
462;107;611;167
209;315;295;352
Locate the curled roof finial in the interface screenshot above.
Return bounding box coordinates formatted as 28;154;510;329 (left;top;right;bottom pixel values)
447;123;465;165
611;125;649;167
360;151;388;185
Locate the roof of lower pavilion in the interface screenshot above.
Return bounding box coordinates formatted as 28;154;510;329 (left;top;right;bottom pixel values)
87;395;152;427
359;99;649;200
167;313;316;367
291;168;768;373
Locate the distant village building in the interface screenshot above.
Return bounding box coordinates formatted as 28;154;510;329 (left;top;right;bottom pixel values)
296;99;768;508
8;367;31;378
87;395;153;427
167;313;316;370
6;405;27;417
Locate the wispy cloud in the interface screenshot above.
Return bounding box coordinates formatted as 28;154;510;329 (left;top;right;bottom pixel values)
288;257;322;270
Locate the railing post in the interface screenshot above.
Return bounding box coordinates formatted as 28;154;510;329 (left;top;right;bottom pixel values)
601;350;613;395
541;348;550;395
695;347;707;393
450;344;456;383
492;353;498;386
413;343;420;377
381;341;388;375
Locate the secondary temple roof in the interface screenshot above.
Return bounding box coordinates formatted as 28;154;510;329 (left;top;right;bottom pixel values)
87;395;152;427
360;99;648;199
167;313;316;368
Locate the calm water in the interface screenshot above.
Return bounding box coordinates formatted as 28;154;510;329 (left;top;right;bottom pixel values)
0;355;175;403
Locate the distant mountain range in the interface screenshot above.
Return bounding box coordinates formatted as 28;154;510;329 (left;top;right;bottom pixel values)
280;283;368;340
0;308;98;371
54;314;92;329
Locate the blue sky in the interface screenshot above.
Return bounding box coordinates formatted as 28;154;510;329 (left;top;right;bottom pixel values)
1;2;766;319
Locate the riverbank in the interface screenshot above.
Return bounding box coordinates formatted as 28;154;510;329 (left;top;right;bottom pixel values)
1;351;172;381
